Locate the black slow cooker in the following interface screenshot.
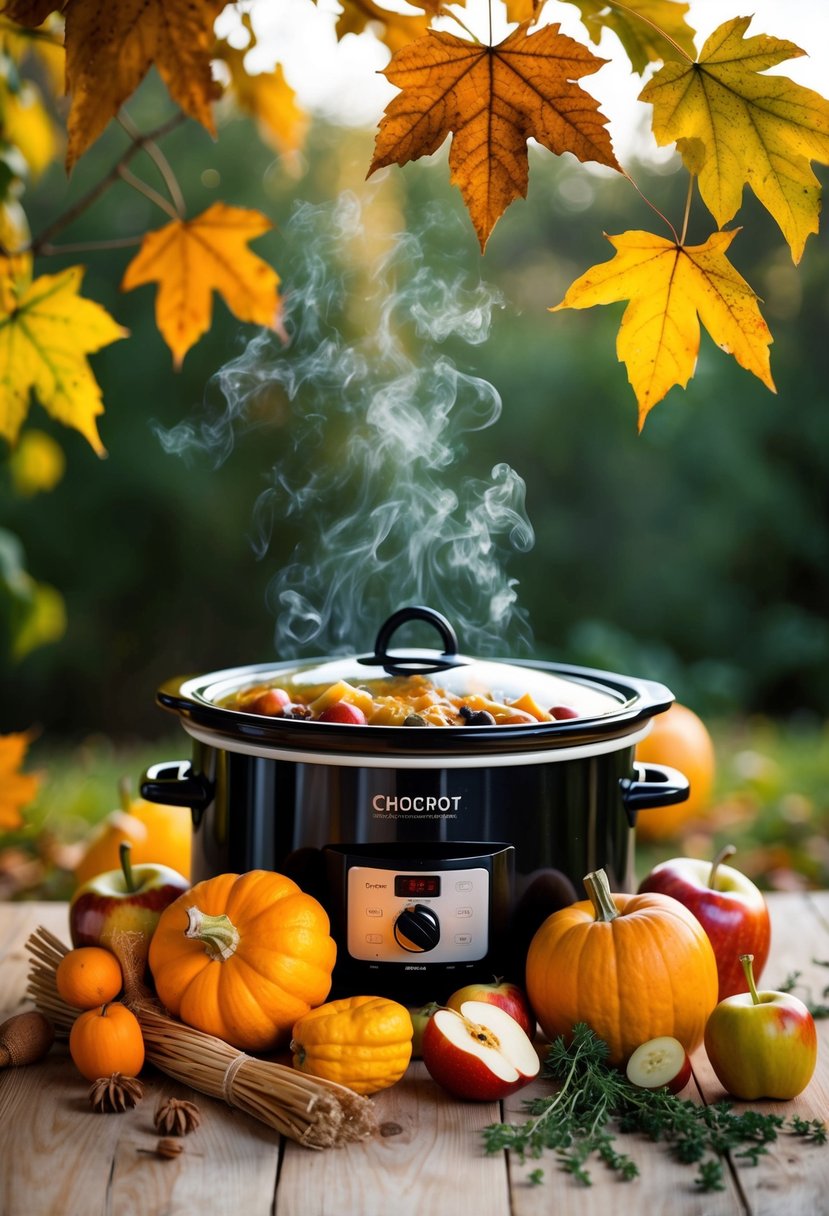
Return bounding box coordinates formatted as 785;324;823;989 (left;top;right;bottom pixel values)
141;606;688;1003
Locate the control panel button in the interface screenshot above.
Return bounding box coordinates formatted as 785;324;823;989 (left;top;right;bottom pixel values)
455;880;473;892
455;906;473;918
393;903;441;953
454;933;472;945
365;933;383;944
366;907;383;917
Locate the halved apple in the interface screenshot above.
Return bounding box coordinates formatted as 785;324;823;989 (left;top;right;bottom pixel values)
625;1036;692;1094
421;999;540;1101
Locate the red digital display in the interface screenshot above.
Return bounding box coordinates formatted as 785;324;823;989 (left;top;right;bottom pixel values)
395;875;441;898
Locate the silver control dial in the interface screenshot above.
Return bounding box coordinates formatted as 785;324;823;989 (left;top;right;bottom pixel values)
393;903;441;953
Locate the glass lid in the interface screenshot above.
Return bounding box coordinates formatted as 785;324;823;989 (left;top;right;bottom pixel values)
201;606;626;727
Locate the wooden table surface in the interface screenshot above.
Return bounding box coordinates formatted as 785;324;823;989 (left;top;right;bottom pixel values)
1;895;828;1216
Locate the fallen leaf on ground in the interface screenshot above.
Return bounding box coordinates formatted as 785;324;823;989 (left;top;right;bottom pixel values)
0;730;41;832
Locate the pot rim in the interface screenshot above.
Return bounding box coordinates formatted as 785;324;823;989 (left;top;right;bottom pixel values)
156;657;673;760
178;716;654;767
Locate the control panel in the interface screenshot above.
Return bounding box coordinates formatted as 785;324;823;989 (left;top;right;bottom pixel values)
346;863;490;963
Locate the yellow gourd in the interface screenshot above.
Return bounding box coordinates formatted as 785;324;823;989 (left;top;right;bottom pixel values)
291;995;413;1094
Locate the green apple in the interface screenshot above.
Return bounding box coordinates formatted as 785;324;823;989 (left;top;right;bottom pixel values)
704;953;817;1100
409;1003;439;1058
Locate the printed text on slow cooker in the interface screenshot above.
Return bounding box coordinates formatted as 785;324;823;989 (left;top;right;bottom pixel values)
371;794;460;820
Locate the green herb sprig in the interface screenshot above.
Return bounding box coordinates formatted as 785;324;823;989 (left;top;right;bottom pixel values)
482;1024;825;1191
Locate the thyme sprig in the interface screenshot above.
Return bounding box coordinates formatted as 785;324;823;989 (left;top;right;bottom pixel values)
482;1024;826;1191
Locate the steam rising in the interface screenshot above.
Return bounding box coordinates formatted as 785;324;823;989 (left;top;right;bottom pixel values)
157;193;534;657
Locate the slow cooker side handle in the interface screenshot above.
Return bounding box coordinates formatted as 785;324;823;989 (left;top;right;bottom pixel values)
620;762;690;829
140;760;214;827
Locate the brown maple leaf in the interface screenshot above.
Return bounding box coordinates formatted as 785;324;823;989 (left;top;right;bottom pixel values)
370;23;620;250
61;0;226;168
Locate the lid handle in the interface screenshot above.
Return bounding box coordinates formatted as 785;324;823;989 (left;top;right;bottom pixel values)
359;606;466;676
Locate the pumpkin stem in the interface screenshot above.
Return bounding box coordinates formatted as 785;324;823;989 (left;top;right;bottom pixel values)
185;906;240;961
740;954;760;1005
583;869;619;923
708;843;737;889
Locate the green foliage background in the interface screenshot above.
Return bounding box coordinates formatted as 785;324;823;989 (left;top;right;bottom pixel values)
2;72;829;740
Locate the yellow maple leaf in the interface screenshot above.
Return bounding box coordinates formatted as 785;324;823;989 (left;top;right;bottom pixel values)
59;0;226;169
217;41;308;160
565;0;696;73
121;202;282;368
0;730;40;832
552;228;776;428
0;12;65;97
370;23;620;250
0;77;62;177
334;0;431;56
0;2;57;25
0;266;127;452
0;199;32;313
640;16;829;263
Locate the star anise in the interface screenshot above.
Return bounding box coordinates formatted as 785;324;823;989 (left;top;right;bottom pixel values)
88;1073;144;1113
154;1097;202;1136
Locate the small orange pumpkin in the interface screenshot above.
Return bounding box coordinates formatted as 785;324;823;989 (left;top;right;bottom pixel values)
525;868;718;1067
291;996;413;1094
148;870;337;1052
56;946;123;1009
68;1002;145;1081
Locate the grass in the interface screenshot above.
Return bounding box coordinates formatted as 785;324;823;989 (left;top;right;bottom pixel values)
2;715;829;899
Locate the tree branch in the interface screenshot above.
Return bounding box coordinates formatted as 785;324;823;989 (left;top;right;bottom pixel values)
28;110;188;256
118;110;186;218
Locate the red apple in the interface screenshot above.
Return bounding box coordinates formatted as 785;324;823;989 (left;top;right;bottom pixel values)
704;954;817;1100
421;999;540;1100
70;842;189;975
318;701;367;725
626;1036;692;1094
446;978;535;1039
638;844;771;1000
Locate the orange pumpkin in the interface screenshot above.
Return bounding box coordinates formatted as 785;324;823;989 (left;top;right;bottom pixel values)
148;870;337;1052
525;869;718;1067
634;703;716;840
56;946;123;1009
68;1002;145;1081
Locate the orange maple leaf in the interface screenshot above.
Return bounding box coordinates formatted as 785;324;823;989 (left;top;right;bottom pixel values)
121;202;282;368
370;22;620;250
552;228;776;427
0;730;40;832
60;0;226;168
333;0;431;56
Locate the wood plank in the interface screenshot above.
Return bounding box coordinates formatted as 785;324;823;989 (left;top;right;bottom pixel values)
277;1060;511;1216
0;904;283;1216
693;892;829;1216
0;902;69;1014
500;1048;744;1215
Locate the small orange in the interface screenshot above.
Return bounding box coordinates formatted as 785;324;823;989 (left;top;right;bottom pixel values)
635;703;716;841
56;946;123;1009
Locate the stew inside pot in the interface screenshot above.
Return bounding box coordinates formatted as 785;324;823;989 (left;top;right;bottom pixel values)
225;673;581;727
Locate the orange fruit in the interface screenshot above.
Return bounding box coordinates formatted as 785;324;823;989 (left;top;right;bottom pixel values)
634;703;716;841
56;946;123;1009
74;797;192;886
